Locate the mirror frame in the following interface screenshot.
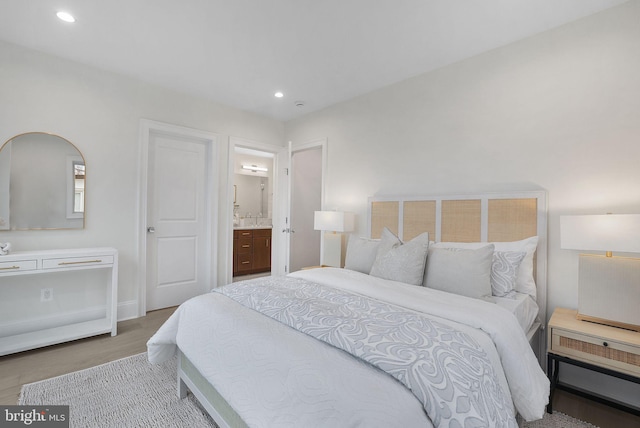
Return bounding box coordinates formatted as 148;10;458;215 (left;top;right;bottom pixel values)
0;132;86;230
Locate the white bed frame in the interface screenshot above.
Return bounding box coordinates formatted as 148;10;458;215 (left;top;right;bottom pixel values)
176;190;548;427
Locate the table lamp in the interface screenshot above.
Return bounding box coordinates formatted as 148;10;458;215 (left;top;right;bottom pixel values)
561;214;640;330
314;211;355;267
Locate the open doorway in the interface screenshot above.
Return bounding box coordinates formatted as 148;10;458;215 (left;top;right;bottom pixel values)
227;137;326;283
232;146;274;281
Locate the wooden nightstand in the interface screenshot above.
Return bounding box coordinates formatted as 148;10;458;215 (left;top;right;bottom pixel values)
547;307;640;415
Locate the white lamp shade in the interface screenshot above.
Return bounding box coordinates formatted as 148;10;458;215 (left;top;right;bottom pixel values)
560;214;640;253
313;211;355;232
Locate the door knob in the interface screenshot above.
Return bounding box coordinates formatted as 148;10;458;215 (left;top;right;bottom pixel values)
147;227;155;233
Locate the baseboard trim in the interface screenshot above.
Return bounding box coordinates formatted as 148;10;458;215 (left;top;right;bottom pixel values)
117;300;139;322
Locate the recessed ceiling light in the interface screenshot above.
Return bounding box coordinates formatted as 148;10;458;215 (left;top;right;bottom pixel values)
274;92;284;98
56;11;76;23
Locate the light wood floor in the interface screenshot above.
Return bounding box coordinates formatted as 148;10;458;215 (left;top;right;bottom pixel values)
2;306;639;428
0;307;176;405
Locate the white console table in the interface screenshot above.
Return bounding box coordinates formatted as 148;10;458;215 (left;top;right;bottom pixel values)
0;247;118;356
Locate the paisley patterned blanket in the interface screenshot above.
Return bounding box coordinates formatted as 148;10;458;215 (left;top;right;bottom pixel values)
216;276;517;427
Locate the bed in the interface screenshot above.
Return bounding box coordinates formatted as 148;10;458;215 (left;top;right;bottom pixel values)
148;190;550;427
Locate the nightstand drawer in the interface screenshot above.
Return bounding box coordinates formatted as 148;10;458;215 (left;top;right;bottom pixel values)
551;328;640;377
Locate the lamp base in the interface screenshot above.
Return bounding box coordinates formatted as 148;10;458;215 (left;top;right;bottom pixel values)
578;254;640;331
321;232;345;268
576;314;640;332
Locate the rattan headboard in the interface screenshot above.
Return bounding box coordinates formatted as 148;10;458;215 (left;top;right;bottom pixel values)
368;191;548;363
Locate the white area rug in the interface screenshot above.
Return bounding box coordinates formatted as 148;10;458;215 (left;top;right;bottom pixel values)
19;352;598;428
19;352;216;427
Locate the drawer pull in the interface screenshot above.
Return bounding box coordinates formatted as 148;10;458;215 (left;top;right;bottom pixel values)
58;259;103;266
241;245;250;248
241;232;251;236
241;261;250;265
0;265;20;271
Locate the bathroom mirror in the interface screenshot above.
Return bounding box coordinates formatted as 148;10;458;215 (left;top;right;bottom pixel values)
234;174;268;218
0;132;85;230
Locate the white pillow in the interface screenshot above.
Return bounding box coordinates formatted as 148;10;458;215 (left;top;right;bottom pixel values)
430;236;539;299
424;245;494;299
491;251;526;297
369;228;429;286
493;237;538;299
344;235;380;274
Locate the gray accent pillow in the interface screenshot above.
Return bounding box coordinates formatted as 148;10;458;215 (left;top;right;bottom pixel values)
491;251;526;297
424;245;494;299
369;228;429;286
344;235;380;274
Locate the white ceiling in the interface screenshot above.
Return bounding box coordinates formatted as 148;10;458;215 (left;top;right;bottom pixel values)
0;0;628;121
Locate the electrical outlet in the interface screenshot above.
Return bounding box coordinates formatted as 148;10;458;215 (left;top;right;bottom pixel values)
41;288;53;302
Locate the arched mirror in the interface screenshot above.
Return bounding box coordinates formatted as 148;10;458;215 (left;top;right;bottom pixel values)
0;132;85;230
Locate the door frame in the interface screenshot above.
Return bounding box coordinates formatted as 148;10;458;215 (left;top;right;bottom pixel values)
137;119;219;316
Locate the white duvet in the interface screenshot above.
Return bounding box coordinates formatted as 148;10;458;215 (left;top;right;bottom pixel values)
148;268;549;427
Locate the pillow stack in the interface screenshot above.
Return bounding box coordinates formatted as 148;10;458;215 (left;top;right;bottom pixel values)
430;237;538;299
344;228;538;301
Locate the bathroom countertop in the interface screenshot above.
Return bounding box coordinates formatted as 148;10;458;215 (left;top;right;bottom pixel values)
233;225;273;230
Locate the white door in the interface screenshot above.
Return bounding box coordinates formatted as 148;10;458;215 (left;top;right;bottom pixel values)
289;147;323;272
146;132;210;310
274;140;325;274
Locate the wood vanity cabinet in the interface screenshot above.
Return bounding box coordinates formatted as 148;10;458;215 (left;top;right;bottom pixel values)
233;228;271;276
252;229;272;273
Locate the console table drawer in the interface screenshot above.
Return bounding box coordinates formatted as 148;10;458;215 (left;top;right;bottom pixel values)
0;260;37;274
42;255;114;269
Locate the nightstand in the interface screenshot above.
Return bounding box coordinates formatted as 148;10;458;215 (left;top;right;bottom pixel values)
547;307;640;415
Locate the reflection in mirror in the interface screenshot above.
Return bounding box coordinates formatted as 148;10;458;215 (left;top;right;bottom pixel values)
0;132;85;230
73;162;85;214
234;174;268;217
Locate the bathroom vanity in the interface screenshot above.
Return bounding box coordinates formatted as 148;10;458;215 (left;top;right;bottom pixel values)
233;228;272;276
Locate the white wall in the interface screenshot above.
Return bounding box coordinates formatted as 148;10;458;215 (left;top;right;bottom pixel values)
285;2;640;404
0;40;284;318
